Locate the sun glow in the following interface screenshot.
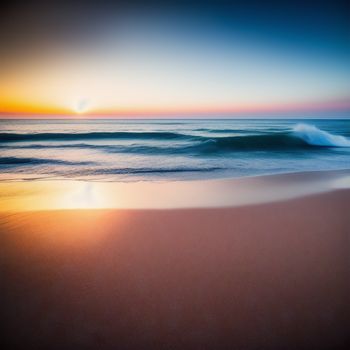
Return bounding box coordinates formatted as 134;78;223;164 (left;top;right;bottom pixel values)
0;181;116;211
73;98;91;114
59;183;104;209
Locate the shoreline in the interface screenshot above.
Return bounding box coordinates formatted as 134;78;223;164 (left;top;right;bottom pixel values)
0;169;350;212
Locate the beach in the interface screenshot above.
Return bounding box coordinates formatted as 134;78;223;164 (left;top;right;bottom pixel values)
2;0;350;348
1;171;349;349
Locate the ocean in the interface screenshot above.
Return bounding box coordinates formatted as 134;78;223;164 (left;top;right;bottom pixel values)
1;119;350;182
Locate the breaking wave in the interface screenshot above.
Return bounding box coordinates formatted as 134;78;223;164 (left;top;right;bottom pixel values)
292;124;350;147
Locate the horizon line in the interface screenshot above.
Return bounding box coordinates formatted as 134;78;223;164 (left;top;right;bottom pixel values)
1;115;350;120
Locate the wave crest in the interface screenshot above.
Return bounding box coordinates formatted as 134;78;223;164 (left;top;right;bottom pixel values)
292;124;350;147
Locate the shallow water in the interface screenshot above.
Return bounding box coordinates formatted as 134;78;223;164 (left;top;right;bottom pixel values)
1;118;350;181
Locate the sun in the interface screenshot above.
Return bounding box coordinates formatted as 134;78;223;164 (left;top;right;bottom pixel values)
73;98;91;114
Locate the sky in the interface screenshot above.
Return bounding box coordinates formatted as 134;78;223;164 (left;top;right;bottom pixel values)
0;0;349;118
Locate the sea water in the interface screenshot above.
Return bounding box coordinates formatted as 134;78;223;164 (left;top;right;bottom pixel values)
0;119;349;181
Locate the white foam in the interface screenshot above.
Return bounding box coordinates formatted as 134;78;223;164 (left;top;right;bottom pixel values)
292;124;350;147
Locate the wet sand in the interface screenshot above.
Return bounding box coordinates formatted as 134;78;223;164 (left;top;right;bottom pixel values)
1;169;350;211
1;186;349;349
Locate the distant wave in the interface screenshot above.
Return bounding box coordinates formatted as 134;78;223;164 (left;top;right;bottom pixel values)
1;142;202;155
0;131;190;142
70;166;223;176
0;156;222;175
194;128;259;133
0;165;223;177
0;157;94;166
292;124;350;147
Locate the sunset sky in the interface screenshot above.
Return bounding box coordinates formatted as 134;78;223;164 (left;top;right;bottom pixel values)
0;0;349;117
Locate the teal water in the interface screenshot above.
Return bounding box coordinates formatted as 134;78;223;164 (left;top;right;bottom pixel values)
0;119;349;181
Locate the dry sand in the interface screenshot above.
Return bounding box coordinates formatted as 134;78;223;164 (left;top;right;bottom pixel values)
0;188;349;349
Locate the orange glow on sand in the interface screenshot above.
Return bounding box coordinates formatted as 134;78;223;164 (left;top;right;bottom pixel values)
1;171;349;212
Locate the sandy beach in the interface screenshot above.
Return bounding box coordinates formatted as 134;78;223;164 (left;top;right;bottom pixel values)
1;172;349;349
2;0;350;347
